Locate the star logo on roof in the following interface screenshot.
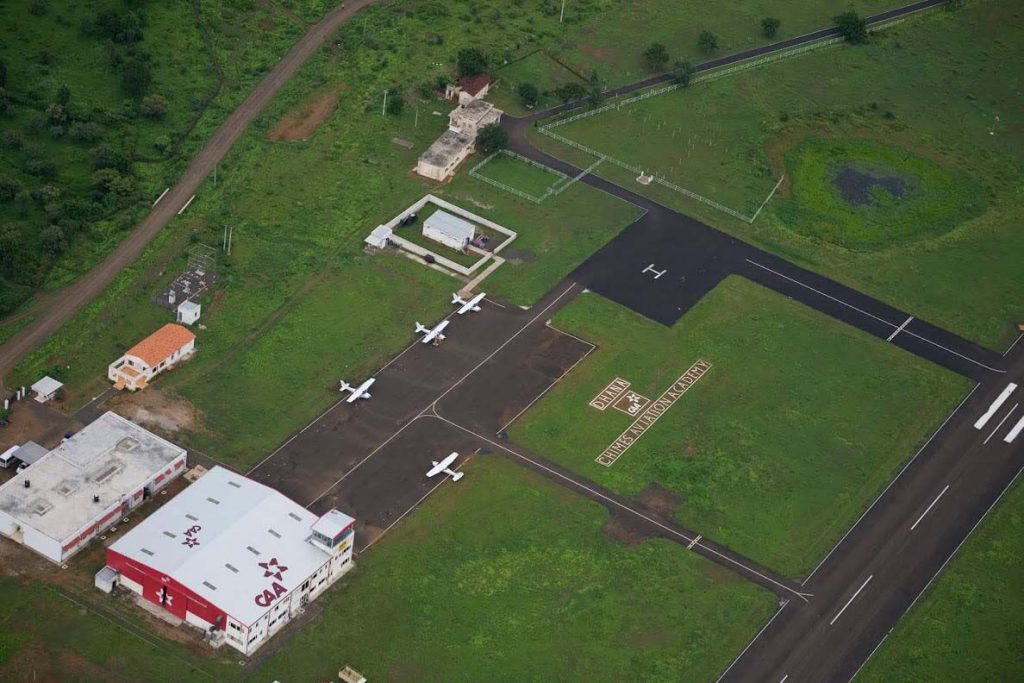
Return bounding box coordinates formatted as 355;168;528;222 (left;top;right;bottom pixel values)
182;537;200;548
259;557;288;581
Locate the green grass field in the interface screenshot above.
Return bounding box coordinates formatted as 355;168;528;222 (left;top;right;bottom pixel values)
472;151;568;199
510;277;969;577
859;480;1024;682
256;457;776;682
536;1;1024;347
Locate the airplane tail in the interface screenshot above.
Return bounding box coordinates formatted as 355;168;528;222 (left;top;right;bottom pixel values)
415;322;429;334
450;471;464;482
339;381;353;393
451;293;465;306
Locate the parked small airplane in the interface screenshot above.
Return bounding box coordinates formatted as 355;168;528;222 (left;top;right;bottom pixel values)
339;377;375;403
426;452;463;481
414;320;449;345
451;292;485;315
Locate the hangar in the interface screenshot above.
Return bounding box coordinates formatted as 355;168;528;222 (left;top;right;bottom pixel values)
0;412;187;564
100;466;356;656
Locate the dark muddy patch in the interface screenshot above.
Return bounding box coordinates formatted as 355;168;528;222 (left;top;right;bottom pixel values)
832;164;910;206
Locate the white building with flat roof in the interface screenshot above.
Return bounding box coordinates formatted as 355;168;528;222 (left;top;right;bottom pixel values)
0;412;187;564
102;466;355;656
423;210;476;251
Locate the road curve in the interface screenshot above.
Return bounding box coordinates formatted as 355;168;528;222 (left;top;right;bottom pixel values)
0;0;380;383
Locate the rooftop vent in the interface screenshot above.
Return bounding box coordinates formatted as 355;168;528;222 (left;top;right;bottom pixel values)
162;531;176;539
185;514;199;522
288;512;302;522
22;480;30;489
202;581;217;591
93;495;100;503
225;563;238;573
228;481;241;489
206;497;220;505
140;548;155;556
246;545;260;556
117;437;139;452
267;528;281;539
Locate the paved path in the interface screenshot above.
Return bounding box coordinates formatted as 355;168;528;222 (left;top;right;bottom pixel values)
0;0;380;383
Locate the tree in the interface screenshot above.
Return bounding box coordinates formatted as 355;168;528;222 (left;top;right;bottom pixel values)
761;17;781;38
140;94;167;119
385;90;404;115
0;223;19;258
670;60;696;87
517;82;539;108
120;58;152;96
553;81;587;103
0;177;19;202
697;30;719;53
39;224;67;255
456;47;488;76
642;42;669;71
476;123;507;154
46;103;67;125
56;83;71;106
834;11;868;44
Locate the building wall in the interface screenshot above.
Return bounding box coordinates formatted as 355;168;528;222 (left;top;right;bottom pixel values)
0;512;63;563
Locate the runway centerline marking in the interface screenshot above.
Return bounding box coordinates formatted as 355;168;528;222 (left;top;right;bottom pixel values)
779;676;788;683
974;383;1017;430
910;484;950;531
431;413;812;602
984;403;1018;445
830;575;873;626
887;316;914;342
1004;414;1024;444
746;259;1005;374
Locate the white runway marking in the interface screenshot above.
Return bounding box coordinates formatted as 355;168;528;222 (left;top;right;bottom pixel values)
779;675;789;683
910;485;950;531
1004;333;1023;357
714;601;790;683
642;263;667;279
983;403;1015;446
803;384;978;586
830;575;873;626
498;344;595;433
974;383;1017;430
886;316;914;342
984;403;1017;444
1004;414;1024;444
687;534;702;550
746;259;1005;374
359;464;463;553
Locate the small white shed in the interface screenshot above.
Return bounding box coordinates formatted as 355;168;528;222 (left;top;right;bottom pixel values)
423;210;475;251
176;300;201;326
31;376;63;403
365;225;393;250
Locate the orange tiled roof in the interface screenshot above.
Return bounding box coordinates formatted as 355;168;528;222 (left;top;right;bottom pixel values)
126;323;195;367
457;74;490;96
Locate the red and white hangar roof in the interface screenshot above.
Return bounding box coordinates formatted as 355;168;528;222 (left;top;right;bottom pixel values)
109;466;354;625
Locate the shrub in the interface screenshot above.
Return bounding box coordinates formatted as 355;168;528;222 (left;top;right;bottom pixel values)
1;131;21;149
69;121;103;143
761;17;781;38
642;42;670;71
697;30;719;53
476;123;507;153
671;60;696;87
834;11;868;44
120;58;152;96
517;82;539;107
385;90;404;115
139;94;167;119
39;225;67;254
553;81;586;103
0;177;19;202
25;158;57;178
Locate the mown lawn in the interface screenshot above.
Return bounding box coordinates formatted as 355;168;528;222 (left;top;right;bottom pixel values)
472;151;568;199
535;0;1024;347
859;480;1024;682
510;277;969;577
257;457;776;682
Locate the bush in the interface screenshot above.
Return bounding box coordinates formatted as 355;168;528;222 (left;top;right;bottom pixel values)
761;17;781;38
456;47;488;76
834;11;868;44
46;103;67;125
0;177;19;202
553;81;586;103
140;94;167;119
517;82;539;107
56;83;71;106
476;123;507;154
1;131;21;149
0;87;11;115
670;60;696;87
25;158;57;178
92;144;130;172
153;135;171;154
697;30;719;53
385;90;404;115
69;121;103;143
642;43;670;71
120;58;152;96
39;225;67;254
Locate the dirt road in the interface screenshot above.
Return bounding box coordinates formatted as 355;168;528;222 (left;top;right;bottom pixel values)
0;0;378;383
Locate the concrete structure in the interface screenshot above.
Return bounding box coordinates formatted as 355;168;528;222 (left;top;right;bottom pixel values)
100;467;355;655
415;100;503;182
10;441;47;467
415;129;474;182
176;300;201;326
445;74;491;105
0;412;187;564
109;323;196;391
31;376;62;403
364;225;393;250
423;210;476;251
448;99;502;137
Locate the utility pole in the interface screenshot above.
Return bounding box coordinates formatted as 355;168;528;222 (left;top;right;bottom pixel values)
560;0;566;23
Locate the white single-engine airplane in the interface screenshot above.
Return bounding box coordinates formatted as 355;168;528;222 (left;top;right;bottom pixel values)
426;452;463;481
339;377;375;403
451;291;485;315
414;320;449;345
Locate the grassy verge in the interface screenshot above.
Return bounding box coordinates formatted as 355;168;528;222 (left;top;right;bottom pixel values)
858;480;1024;682
510;277;969;577
472;151;568;198
534;1;1024;347
257;457;776;682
